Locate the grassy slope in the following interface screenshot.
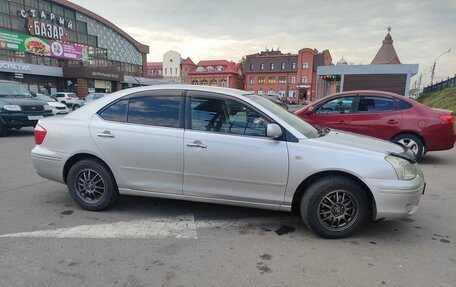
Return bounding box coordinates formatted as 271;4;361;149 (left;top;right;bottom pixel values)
417;87;456;130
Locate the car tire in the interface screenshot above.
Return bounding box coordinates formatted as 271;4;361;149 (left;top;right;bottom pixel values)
300;176;369;239
0;123;8;137
392;134;424;161
67;159;119;211
72;105;80;111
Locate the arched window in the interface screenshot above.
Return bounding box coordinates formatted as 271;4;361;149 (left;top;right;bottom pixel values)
210;79;217;86
201;80;208;85
206;66;214;71
192;80;198;85
196;66;205;72
215;65;224;71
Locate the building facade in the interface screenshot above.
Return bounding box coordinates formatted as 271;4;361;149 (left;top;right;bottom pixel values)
162;50;182;81
146;62;163;79
244;48;333;103
316;31;418;98
0;0;149;96
186;60;244;89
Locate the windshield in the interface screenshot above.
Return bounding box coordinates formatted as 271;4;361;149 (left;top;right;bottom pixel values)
67;93;78;98
0;82;32;98
246;94;319;138
36;94;53;102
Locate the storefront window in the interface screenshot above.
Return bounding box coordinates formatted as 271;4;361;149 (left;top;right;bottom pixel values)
68;30;77;42
64;8;76;20
76;21;87;33
77;33;87;45
11;16;26;32
88;35;97;47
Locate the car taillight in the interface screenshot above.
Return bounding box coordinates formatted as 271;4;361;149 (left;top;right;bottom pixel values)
67;98;73;101
440;115;454;125
34;124;47;145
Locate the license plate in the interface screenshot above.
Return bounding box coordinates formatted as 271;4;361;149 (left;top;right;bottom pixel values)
28;115;43;120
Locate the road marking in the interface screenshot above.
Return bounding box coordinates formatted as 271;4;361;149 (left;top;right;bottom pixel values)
0;215;300;239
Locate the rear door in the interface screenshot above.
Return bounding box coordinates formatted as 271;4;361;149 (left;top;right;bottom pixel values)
305;96;355;131
90;90;184;194
349;95;402;140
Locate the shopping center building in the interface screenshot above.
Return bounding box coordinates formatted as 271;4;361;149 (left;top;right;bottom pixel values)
0;0;149;96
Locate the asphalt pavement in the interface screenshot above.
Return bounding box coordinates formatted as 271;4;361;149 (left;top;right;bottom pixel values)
0;127;455;287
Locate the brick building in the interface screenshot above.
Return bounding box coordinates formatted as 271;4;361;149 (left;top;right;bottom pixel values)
146;62;163;79
244;48;333;102
186;59;244;89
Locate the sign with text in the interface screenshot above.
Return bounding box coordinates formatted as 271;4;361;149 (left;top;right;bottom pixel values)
0;29;88;62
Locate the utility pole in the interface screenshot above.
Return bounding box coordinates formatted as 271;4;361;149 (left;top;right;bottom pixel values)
418;74;422;89
431;49;451;85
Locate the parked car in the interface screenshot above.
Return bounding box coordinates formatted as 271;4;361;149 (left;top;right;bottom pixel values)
31;85;425;239
263;94;288;110
296;90;455;160
0;80;53;136
33;93;69;115
71;98;86;111
51;92;80;107
84;93;107;102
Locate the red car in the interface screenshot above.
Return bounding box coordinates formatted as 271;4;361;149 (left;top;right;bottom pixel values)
295;90;455;160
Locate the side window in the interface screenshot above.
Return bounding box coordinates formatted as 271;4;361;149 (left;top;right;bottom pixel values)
127;96;181;128
99;99;128;122
357;96;394;113
398;100;413;110
315;97;354;114
190;97;270;137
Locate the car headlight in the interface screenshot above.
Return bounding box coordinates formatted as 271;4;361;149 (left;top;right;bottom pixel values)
3;104;22;111
44;104;52;111
385;155;417;180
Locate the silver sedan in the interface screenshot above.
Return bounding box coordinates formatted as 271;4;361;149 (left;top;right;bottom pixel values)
31;85;425;238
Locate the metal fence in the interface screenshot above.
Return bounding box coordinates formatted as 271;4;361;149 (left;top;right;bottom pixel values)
423;75;456;93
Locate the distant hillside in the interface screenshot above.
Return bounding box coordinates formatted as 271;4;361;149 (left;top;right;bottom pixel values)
417;87;456;114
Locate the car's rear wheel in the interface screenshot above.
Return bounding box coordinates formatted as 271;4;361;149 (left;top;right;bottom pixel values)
300;176;369;239
392;134;424;161
67;159;118;211
0;123;8;137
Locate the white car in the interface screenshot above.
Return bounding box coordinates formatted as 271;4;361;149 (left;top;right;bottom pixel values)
35;93;69;115
51;92;80;107
31;85;425;238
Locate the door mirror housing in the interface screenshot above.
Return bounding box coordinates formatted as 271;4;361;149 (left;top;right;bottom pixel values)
303;106;315;115
266;123;283;139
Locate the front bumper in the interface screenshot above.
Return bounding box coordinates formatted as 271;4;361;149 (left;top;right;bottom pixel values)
1;112;53;127
365;171;425;221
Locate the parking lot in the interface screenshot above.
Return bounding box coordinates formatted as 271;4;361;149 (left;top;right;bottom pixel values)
0;127;455;287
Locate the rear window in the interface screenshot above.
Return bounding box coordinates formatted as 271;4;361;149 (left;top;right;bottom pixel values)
398;100;413;110
99;99;128;122
357;96;394;113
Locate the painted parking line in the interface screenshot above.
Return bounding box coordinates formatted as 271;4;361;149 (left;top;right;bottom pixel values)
0;215;300;239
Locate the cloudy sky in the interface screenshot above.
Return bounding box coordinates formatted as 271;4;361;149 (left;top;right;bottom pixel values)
71;0;456;86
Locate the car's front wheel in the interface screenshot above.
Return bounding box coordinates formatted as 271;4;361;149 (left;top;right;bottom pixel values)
300;176;369;239
67;159;119;211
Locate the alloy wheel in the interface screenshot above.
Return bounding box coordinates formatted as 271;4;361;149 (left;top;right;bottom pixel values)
75;169;105;204
317;190;359;231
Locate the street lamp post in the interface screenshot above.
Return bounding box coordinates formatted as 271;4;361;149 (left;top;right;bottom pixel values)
431;49;451;85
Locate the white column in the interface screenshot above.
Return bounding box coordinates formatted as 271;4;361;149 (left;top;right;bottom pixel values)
404;73;411;97
340;74;345;92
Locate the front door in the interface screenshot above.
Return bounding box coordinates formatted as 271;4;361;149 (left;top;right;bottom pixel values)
183;91;289;206
306;96;355;132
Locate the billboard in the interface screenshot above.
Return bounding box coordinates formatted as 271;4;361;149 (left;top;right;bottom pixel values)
0;29;89;62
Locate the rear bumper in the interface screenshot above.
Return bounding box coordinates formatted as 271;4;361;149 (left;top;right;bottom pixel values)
31;146;69;184
365;172;425;220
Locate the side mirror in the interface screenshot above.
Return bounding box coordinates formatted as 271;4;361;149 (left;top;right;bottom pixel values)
266;123;283;139
303;106;315;115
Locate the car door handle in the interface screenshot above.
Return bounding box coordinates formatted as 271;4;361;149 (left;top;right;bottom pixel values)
97;131;115;138
387;119;399;124
186;141;207;149
338;120;348;125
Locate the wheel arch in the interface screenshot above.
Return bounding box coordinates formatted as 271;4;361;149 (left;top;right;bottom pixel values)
63;153;116;185
291;170;377;219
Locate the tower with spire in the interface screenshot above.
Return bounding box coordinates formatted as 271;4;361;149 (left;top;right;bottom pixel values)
371;27;401;65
